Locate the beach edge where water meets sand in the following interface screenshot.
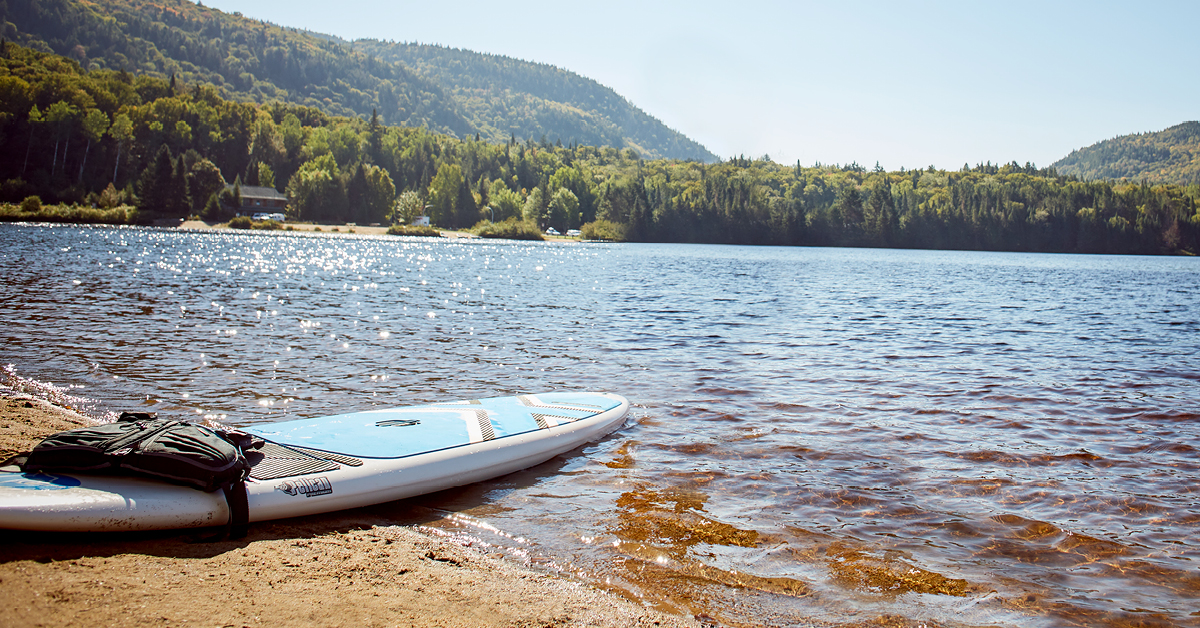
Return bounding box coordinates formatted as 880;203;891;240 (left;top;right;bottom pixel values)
0;391;700;628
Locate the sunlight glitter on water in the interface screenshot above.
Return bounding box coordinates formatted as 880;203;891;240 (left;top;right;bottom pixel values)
2;224;1199;627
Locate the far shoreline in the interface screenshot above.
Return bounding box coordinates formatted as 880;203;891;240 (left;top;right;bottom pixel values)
181;219;453;237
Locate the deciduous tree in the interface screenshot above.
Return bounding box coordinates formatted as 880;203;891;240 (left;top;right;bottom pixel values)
77;109;109;183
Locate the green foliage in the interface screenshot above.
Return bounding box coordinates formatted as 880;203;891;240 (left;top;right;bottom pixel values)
1052;122;1200;185
286;154;343;222
3;0;710;162
137;145;189;215
257;162;275;189
487;183;523;222
581;219;628;242
95;183;128;209
470;217;545;240
187;157;225;215
547;187;579;233
0;201;133;224
225;215;281;229
549;166;597;223
0;41;1197;255
20;195;42;213
354;42;717;162
347;163;395;225
386;224;440;237
522;186;547;225
427;163;477;229
389;190;424;225
202;191;222;221
251;219;284;230
3;0;473;138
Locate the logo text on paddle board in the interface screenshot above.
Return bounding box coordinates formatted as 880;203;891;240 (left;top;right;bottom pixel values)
276;476;332;498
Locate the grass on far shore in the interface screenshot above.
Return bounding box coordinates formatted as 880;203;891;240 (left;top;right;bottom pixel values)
0;201;137;224
470;218;544;240
386;224;442;237
2;201;628;245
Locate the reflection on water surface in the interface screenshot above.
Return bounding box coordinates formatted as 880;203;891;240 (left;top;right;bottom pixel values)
2;224;1198;627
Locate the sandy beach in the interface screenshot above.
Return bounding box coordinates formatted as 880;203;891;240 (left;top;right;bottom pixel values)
178;220;474;238
0;393;699;628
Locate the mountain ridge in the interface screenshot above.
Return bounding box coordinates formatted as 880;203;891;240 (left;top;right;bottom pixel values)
1052;121;1200;185
0;0;715;161
0;0;476;135
349;40;716;162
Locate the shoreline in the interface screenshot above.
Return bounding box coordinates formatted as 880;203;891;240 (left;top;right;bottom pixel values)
178;220;585;241
181;220;437;237
2;218;589;243
0;391;698;628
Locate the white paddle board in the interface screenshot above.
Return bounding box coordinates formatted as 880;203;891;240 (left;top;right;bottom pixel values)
0;392;629;532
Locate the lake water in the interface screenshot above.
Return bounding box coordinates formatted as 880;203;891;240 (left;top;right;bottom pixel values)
2;223;1198;628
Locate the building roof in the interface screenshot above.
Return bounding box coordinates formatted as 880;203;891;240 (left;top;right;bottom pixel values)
226;185;288;201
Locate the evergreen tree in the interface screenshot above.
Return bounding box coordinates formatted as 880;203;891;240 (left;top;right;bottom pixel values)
348;163;369;223
454;174;477;228
138;145;176;213
368;108;383;165
168;151;192;216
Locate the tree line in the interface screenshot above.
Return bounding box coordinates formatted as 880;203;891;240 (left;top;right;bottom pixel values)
1;0;473;136
1;40;1198;255
2;0;710;162
1051;121;1200;186
352;41;717;161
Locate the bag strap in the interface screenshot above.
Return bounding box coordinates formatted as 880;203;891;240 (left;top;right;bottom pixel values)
117;411;157;422
116;416;253;541
222;480;250;540
104;419;182;459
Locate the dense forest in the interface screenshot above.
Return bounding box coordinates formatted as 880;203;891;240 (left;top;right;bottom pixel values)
0;0;712;161
1052;121;1200;185
2;41;1198;255
350;41;716;162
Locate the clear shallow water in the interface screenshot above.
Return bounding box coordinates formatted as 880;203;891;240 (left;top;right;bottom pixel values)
2;223;1198;628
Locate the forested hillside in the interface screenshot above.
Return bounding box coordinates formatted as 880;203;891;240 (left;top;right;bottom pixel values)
2;42;1197;256
351;41;717;162
0;0;473;135
1052;121;1200;185
0;0;715;161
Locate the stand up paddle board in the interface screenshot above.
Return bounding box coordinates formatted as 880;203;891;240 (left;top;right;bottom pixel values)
0;392;628;532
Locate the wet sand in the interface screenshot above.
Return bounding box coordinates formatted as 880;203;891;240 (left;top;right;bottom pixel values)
0;393;697;628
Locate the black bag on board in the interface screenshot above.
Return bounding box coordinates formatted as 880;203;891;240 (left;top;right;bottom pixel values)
23;412;264;538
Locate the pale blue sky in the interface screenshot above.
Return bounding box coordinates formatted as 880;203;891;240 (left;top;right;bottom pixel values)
205;0;1199;170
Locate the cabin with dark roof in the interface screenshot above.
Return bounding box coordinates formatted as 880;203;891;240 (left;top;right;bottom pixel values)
225;185;288;216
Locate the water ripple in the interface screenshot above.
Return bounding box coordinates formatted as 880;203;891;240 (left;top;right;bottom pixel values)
2;225;1199;627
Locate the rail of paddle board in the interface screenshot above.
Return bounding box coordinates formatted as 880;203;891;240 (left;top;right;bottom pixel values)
0;398;629;531
249;404;628;521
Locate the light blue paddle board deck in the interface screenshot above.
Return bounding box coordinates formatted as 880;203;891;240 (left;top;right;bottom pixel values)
0;391;629;531
246;392;622;458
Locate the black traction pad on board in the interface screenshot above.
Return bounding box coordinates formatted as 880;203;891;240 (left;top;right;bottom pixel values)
247;441;361;480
